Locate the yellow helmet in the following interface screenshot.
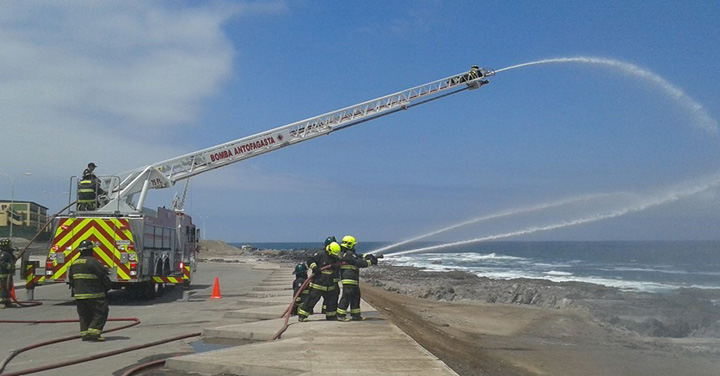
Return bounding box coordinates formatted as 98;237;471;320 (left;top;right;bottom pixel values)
326;242;341;257
341;235;357;250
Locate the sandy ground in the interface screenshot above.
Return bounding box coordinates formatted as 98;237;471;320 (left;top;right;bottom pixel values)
200;241;720;376
362;284;720;376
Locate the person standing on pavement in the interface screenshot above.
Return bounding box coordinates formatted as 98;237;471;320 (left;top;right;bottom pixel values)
0;238;16;309
297;241;342;322
321;236;339;314
336;235;377;321
69;239;112;341
290;263;309;315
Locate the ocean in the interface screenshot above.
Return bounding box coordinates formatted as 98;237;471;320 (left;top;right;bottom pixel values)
233;241;720;293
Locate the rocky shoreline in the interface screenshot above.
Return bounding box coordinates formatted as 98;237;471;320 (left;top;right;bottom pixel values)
198;241;720;339
361;264;720;339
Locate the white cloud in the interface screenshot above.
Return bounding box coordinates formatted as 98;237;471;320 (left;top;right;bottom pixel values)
0;1;267;190
0;0;292;218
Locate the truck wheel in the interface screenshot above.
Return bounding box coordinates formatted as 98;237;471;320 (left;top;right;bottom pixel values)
143;281;156;300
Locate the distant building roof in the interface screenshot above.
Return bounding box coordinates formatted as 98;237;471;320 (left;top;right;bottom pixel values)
0;200;49;210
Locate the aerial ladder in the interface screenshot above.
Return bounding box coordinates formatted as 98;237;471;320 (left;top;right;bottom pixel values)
35;65;494;299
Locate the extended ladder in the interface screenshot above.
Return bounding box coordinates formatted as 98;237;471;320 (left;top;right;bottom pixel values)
102;67;495;212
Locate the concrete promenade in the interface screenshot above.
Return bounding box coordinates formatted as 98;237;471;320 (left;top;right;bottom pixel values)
166;262;459;376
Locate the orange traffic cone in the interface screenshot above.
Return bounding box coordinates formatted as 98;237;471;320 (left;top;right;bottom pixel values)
10;284;16;301
210;277;222;299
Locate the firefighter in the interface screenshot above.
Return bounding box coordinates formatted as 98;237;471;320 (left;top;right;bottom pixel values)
321;236;339;314
77;170;105;211
336;235;378;321
83;162;97;178
457;65;489;86
77;174;98;211
290;263;308;315
297;241;342;322
69;239;112;342
0;238;16;309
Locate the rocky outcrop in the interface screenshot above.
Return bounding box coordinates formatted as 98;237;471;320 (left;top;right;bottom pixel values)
362;264;720;339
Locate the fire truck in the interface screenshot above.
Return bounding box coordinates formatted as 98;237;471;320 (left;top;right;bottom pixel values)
39;65;494;299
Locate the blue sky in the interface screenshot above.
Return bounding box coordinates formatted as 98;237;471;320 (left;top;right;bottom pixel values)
2;1;719;243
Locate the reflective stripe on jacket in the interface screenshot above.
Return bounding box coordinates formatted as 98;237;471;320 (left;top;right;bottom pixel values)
69;256;110;300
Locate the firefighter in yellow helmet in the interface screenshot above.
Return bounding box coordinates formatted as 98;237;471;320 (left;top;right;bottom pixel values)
69;239;112;341
336;235;377;321
297;241;342;322
321;236;340;315
0;238;16;309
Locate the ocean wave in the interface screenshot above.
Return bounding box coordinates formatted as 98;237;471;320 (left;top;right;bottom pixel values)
386;259;715;293
544;270;573;276
423;252;527;261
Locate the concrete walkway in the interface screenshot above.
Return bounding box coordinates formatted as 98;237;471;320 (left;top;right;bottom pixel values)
166;263;459;376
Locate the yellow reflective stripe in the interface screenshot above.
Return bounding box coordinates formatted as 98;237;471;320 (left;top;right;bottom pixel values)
72;273;99;279
308;262;317;269
340;265;357;270
336;308;347;315
74;293;105;299
309;283;328;291
297;308;310;316
321;270;333;275
152;276;182;283
350;308;361;314
341;279;358;285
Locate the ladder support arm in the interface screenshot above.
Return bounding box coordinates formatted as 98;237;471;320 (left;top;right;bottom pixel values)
99;66;494;212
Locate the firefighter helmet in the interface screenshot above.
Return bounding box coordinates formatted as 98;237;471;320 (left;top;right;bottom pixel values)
472;65;479;69
0;238;11;250
293;263;307;275
324;236;337;246
78;240;94;252
326;242;341;257
341;235;357;250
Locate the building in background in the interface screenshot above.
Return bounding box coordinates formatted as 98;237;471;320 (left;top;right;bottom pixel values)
0;200;50;240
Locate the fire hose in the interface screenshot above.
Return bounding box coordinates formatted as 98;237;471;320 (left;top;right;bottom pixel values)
0;316;201;376
271;254;381;341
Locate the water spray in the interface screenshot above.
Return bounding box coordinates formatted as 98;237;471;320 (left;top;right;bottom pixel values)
369;192;621;255
384;172;720;257
373;56;719;258
496;56;718;135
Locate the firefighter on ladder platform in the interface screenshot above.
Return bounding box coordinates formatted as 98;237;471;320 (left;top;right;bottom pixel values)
69;240;112;341
0;238;16;309
336;235;378;321
297;241;342;322
77;162;106;211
